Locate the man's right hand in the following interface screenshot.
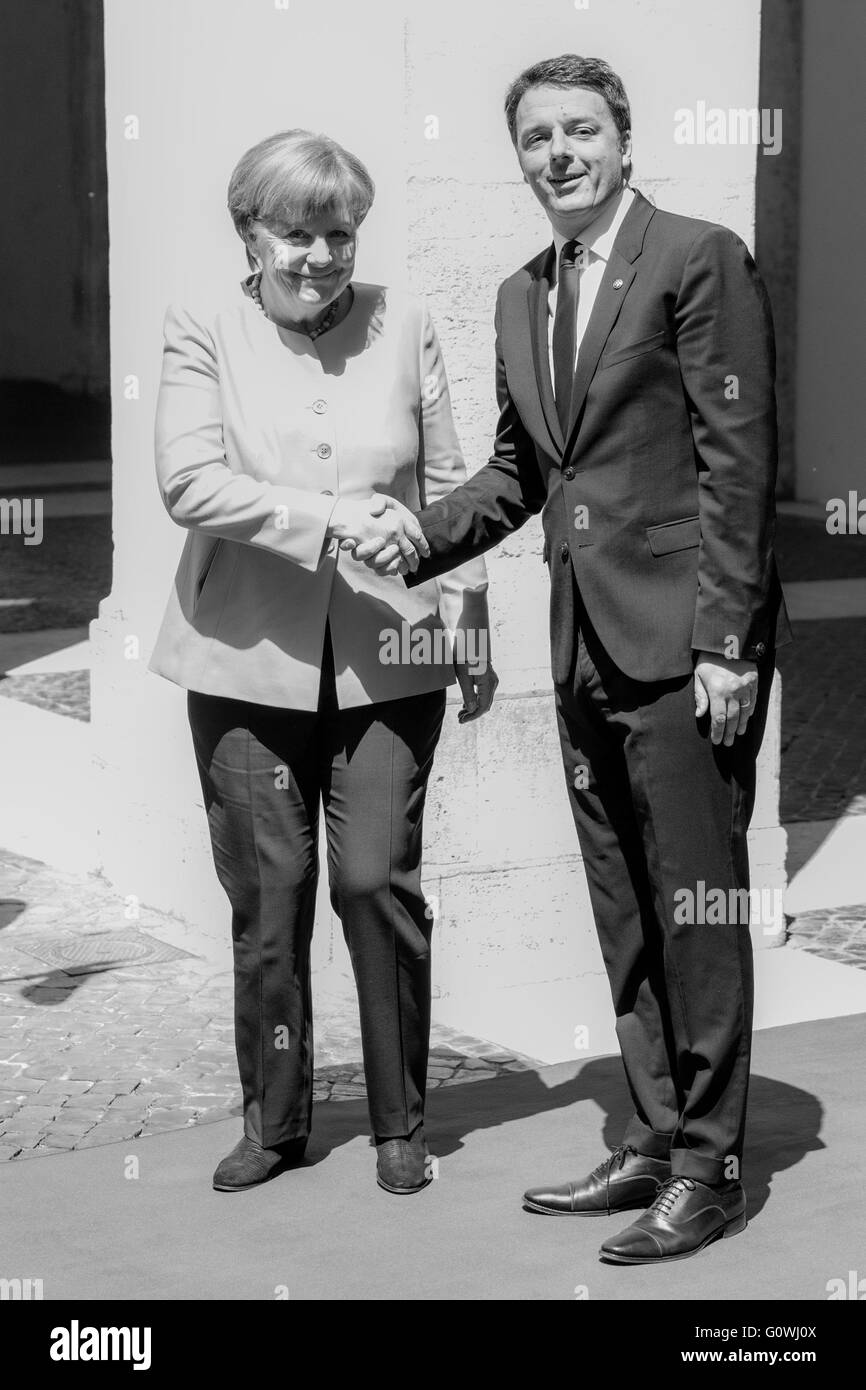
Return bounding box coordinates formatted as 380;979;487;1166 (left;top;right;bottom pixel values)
327;494;430;573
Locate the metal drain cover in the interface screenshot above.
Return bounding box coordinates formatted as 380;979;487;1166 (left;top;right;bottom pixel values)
12;929;195;975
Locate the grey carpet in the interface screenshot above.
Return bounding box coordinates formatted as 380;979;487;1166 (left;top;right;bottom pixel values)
4;1013;864;1300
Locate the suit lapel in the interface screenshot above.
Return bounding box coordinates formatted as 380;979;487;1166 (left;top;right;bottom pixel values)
562;190;657;456
526;245;564;457
562;249;635;451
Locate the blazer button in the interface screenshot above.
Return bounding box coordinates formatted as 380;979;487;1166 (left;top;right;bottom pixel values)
316;443;332;459
563;466;575;481
312;399;327;414
753;641;767;658
560;542;570;562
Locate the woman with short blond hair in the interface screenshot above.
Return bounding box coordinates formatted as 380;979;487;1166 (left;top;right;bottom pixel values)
151;129;496;1195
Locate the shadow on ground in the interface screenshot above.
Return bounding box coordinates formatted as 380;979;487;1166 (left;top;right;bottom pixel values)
279;1059;824;1226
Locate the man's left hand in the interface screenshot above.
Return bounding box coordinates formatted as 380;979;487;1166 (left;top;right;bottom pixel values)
455;660;499;723
694;652;759;747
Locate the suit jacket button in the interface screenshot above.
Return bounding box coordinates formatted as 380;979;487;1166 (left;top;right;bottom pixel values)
317;443;332;459
563;467;575;481
560;542;570;562
753;641;766;657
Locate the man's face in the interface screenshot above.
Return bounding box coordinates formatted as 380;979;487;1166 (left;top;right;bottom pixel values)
514;85;630;237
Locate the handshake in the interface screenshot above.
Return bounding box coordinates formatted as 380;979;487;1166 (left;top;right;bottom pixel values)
326;494;430;576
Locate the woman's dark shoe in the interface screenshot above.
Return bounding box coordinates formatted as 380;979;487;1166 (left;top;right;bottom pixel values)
523;1144;670;1215
599;1176;747;1263
212;1134;307;1192
375;1124;431;1194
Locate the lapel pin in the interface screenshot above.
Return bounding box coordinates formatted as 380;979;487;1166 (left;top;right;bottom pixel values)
612;278;624;290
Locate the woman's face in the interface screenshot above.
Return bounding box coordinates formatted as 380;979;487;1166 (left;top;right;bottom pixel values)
248;209;357;320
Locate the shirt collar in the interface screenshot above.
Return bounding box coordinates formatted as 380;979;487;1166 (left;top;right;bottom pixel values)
551;184;635;269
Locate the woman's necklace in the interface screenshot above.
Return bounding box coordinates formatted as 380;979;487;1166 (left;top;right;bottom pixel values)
249;272;347;340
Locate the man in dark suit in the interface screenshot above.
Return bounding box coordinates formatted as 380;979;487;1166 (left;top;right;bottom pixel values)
355;54;790;1264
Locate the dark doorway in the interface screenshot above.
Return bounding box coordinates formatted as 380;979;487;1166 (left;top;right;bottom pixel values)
0;0;110;711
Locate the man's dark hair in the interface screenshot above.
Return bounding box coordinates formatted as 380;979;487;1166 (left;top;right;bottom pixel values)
504;54;631;147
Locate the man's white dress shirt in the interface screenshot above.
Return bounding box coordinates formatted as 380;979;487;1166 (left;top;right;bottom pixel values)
548;184;635;384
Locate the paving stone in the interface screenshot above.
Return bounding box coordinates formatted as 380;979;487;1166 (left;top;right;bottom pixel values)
0;1130;48;1147
88;1080;141;1095
824;953;866;969
55;1114;108;1134
83;1084;137;1099
73;1132;123;1150
19;1065;79;1081
39;1134;86;1150
41;1116;96;1136
0;1077;47;1095
186;1110;231;1125
138;1117;196;1134
31;1081;94;1100
83;1123;143;1141
439;1070;490;1085
811;926;858;947
12;1105;58;1122
58;1099;109;1117
144;1107;199;1123
102;1097;148;1114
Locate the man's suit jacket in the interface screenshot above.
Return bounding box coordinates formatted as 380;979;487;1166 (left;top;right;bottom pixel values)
407;189;791;685
149;282;488;710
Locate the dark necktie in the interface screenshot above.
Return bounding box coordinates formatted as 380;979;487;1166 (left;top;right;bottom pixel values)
552;238;581;434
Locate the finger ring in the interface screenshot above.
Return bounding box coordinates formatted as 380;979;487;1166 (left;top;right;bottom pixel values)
741;698;752;709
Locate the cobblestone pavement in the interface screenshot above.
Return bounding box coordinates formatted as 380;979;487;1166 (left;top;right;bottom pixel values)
0;512;112;633
785;904;866;970
774;512;866;823
0;669;89;722
776;617;866;823
0;851;536;1163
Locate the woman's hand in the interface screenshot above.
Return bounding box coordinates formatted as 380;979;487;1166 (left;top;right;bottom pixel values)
330;494;429;572
455;658;499;723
